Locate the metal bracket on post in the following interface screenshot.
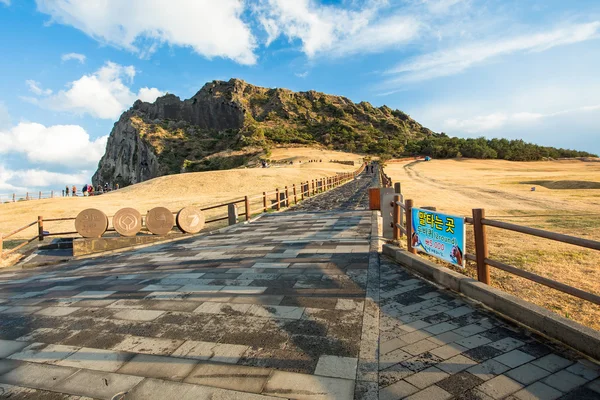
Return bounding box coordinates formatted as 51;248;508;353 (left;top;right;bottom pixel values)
406;199;416;254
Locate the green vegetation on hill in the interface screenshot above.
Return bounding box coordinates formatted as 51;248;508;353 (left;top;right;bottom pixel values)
403;135;597;160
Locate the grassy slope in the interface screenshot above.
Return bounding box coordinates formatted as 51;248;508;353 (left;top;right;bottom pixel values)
385;158;600;329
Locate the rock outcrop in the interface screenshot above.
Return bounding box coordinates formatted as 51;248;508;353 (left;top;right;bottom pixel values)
93;78;435;187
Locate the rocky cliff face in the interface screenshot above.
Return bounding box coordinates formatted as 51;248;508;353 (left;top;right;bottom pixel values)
93;78;434;187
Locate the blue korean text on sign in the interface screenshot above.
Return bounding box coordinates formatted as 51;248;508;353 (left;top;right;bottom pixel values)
411;208;466;268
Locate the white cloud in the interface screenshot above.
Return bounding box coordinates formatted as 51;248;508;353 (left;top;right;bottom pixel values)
443;104;600;134
137;87;165;103
31;62;164;119
420;0;468;14
295;71;309;78
386;21;600;82
0;0;10;6
0;122;108;168
61;52;86;63
26;80;53;96
36;0;257;65
255;0;420;58
0;165;89;193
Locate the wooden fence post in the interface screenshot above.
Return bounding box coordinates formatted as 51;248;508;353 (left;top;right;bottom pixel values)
228;204;238;225
406;199;416;254
276;188;281;211
394;182;401;194
293;184;297;204
285;186;289;207
245;196;250;221
312;180;315;195
38;215;44;241
393;194;401;240
0;233;3;255
301;182;305;200
473;208;491;284
263;192;267;212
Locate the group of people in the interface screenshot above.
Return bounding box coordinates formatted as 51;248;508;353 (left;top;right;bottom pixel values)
64;182;119;197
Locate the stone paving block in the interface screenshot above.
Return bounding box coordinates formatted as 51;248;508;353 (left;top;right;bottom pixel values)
467;359;510;381
445;306;474;318
264;370;355;400
454;323;490;337
53;368;144;399
72;291;116;299
404;366;449;389
380;338;408;355
247;304;305;319
112;336;183;356
428;331;464;346
57;347;133;372
184;362;272;394
543;369;588;392
456;334;493;350
35;306;81;317
380;348;412;370
379;379;419;400
8;343;79;364
506;362;551;385
494;350;536;368
1;305;42;314
532;353;574;372
566;360;600;381
315;355;358;380
512;381;563;400
588;378;600;394
437;371;485;396
425;322;460;335
0;339;30;358
399;330;432;344
193;302;252;315
430;343;468;360
477;374;524;399
118;353;198;381
127;377;281;400
402;339;439;356
437;354;478;375
0;362;77;391
140;284;183;292
488;337;525;352
220;286;268;294
113;309;165;321
405;385;453;400
172;340;249;364
0;359;23;376
177;285;223;293
252;262;290;269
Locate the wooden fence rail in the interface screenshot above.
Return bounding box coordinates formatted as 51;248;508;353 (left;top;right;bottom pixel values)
390;192;600;307
1;165;364;260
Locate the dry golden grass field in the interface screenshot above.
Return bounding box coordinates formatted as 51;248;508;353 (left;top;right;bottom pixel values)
385;158;600;330
0;147;362;246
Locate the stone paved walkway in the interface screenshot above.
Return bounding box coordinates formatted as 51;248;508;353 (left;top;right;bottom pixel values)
0;170;599;399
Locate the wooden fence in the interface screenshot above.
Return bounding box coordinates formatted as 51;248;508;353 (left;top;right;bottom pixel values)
0;165;365;260
388;191;600;306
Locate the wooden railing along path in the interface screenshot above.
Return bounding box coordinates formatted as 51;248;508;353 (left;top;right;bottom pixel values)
0;165;365;260
387;184;600;307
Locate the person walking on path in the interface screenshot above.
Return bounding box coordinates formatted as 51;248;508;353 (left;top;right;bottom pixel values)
65;185;70;197
83;184;88;197
72;185;77;197
89;185;94;196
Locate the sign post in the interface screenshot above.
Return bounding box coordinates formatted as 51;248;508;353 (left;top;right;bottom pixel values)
411;208;466;268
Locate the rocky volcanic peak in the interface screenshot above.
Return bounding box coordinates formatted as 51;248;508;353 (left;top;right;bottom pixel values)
93;78;435;188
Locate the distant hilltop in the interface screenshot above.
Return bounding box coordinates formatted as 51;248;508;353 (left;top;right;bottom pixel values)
92;78;595;188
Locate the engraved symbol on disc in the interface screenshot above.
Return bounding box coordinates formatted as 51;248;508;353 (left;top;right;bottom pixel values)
75;208;108;238
176;206;205;234
113;207;142;237
146;206;174;235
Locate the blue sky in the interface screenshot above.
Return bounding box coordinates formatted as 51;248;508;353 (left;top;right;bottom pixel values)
1;0;599;195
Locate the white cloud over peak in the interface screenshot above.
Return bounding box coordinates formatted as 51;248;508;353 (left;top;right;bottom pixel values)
0;164;90;193
0;103;10;130
386;21;600;82
36;0;257;65
255;0;420;58
26;80;53;96
0;0;10;6
29;62;164;119
61;52;86;63
137;87;166;103
0;122;107;168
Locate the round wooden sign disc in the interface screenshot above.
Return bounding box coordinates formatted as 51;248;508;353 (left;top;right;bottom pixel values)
113;207;142;237
146;207;174;235
75;208;109;238
176;206;205;234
